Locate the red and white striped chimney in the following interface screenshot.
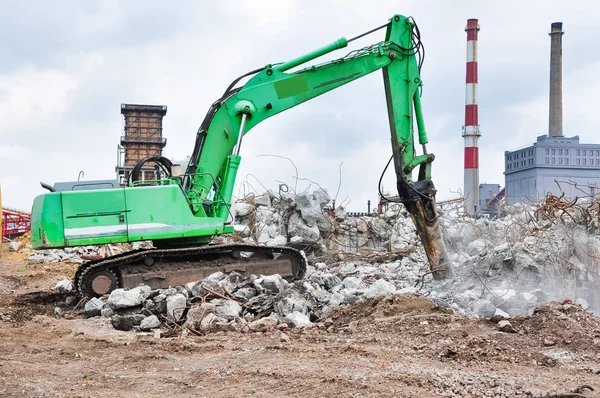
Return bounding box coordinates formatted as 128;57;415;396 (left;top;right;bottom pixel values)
463;18;480;216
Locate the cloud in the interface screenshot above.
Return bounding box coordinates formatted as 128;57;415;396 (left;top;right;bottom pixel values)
1;1;600;214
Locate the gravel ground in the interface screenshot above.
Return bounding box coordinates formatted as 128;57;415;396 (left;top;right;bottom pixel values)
0;255;598;398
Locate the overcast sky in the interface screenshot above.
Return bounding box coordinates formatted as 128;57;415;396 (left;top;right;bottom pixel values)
1;1;599;212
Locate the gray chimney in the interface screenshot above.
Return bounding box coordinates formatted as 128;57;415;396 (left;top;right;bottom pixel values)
548;22;564;137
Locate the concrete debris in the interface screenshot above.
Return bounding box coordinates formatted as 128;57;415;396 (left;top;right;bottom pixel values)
139;315;161;331
234;202;253;217
218;271;246;293
266;235;287;247
189;279;223;298
285;311;312;328
365;279;397;299
199;313;221;331
233;287;257;301
28;242;153;264
214;300;242;321
254;193;272;207
9;241;22;252
166;293;187;322
275;288;310;316
490;308;510;322
84;297;105;318
249;313;279;332
108;286;152;310
54;279;73;293
39;189;600;337
295;192;323;227
497;319;517;333
101;307;114;318
254;274;287;295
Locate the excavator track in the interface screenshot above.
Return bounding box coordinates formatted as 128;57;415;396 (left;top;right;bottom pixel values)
74;244;307;297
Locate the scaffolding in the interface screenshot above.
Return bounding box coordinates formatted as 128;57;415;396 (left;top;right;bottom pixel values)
116;104;168;185
2;208;31;241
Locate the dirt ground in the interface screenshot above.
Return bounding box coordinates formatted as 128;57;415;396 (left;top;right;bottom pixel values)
0;251;599;398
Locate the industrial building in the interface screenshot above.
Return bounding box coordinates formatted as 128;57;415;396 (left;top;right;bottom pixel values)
504;22;597;204
116;104;168;185
505;135;600;203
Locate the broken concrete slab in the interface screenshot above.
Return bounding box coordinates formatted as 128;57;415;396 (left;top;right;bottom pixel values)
166;293;187;322
54;279;73;293
275;289;310;316
84;297;105;318
254;194;271;207
285;311;311;328
108;286;152;310
254;274;287;295
234;202;253;218
139;315;161;331
364;279;396;299
233;287;257;301
248;314;279;332
214;300;242;321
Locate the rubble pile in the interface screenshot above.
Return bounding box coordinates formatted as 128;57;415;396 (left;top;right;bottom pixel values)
431;203;600;317
22;241;153;264
234;189;600;318
26;188;600;329
55;258;425;334
232;189;417;254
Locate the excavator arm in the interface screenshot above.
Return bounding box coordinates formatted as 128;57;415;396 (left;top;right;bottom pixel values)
186;14;452;278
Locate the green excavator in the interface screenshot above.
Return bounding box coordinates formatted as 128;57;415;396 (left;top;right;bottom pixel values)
31;14;452;297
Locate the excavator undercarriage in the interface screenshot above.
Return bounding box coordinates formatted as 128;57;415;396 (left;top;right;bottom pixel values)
75;244;306;297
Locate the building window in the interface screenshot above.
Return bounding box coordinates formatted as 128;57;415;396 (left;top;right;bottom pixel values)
583;150;587;156
577;150;581;155
552;158;556;164
565;149;569;155
577;158;581;165
583;159;587;165
596;159;599;165
565;158;569;165
596;150;599;156
559;158;563;164
551;149;556;155
545;149;549;155
545;157;549;164
558;149;563;155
